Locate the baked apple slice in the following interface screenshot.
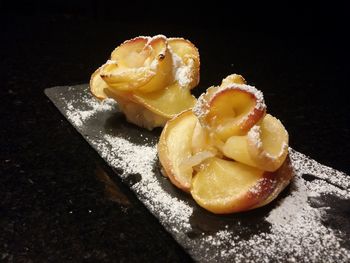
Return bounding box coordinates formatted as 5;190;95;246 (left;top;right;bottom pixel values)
193;74;265;141
191;157;276;214
247;114;289;172
192;74;245;115
110;36;150;63
223;114;289;172
190;120;221;158
137;36;173;93
194;83;266;141
222;135;257;167
158;110;197;192
100;61;155;91
133;82;196;119
191;120;211;154
90;67;108;100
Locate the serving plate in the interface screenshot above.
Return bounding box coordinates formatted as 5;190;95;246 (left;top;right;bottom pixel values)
45;84;350;262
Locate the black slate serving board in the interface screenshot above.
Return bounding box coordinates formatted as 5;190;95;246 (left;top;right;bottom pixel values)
45;84;350;262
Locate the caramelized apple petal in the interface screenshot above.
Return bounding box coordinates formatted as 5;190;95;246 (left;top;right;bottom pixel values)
194;84;266;141
133;82;196;118
158;110;197;191
191;157;275;214
90;67;109;100
247;114;289;172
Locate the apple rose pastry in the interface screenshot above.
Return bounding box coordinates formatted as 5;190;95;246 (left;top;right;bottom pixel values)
158;74;293;214
90;35;199;130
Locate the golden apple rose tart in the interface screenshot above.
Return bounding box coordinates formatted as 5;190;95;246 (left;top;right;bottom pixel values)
158;74;293;214
90;35;200;130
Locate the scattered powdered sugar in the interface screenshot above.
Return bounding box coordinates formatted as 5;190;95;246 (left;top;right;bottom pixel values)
101;134;157;178
290;149;350;191
133;180;193;230
90;134;193;229
56;85;350;263
65;93;117;127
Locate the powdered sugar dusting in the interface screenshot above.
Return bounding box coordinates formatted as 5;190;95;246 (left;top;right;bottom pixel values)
101;134;157;178
53;85;350;263
89;132;193;230
290;149;350;191
133;180;193;229
66;94;117;127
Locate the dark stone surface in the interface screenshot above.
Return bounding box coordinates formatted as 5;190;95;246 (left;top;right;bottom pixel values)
1;6;349;262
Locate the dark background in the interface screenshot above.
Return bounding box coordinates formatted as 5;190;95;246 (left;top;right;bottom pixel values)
1;1;349;262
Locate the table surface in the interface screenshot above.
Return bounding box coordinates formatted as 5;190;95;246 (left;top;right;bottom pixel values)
1;10;349;262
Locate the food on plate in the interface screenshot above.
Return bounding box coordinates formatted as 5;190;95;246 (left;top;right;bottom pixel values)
90;35;200;130
158;74;293;214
